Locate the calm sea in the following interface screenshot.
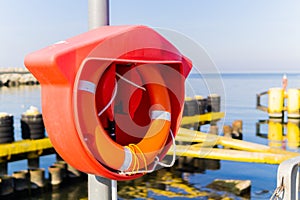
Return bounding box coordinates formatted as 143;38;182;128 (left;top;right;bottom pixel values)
1;73;299;199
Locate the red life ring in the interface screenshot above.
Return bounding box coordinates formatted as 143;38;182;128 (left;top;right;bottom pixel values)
73;61;172;174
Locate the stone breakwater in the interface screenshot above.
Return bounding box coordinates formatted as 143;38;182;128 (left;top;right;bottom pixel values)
0;68;38;87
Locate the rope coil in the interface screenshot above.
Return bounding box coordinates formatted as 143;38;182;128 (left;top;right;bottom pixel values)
120;130;176;175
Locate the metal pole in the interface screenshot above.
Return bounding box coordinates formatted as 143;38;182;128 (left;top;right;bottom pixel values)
88;175;112;199
88;0;109;28
88;1;117;200
88;175;118;200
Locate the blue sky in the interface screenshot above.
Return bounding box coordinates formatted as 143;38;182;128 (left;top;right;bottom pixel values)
0;0;300;72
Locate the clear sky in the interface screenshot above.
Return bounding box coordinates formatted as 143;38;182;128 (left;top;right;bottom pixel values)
1;0;300;72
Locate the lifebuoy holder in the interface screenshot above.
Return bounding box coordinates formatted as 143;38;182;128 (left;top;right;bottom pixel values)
24;25;192;180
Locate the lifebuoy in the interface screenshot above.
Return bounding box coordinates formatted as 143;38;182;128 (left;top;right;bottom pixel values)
74;61;172;174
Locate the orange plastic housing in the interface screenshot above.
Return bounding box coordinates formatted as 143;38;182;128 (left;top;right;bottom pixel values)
25;25;192;180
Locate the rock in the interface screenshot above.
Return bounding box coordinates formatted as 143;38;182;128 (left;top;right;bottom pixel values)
0;68;39;87
7;74;21;87
0;74;9;85
206;179;251;197
19;73;37;85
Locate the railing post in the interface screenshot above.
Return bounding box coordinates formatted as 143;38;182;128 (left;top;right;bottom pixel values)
256;93;261;108
256;91;268;112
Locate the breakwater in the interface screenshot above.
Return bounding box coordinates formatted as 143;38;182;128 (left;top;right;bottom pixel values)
0;68;38;87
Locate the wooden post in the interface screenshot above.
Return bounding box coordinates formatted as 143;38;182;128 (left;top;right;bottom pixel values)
209;125;218;135
28;158;39;169
223;125;232;138
28;152;39;169
0;162;8;175
232;120;243;140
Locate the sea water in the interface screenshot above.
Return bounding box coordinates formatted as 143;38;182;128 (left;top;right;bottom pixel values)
1;73;299;199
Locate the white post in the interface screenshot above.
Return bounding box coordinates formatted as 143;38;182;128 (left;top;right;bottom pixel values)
87;1;117;200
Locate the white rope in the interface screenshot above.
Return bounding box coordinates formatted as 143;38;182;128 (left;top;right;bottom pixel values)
97;73;146;116
155;130;176;168
116;73;146;91
98;80;118;116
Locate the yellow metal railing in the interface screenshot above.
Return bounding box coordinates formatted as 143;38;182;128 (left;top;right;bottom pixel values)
168;128;300;164
0;138;53;160
181;112;224;125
